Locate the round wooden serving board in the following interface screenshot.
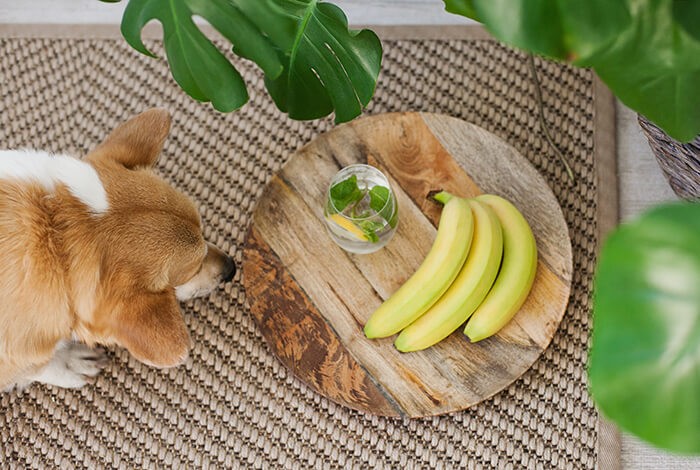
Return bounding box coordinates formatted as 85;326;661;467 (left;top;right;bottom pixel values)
242;112;572;418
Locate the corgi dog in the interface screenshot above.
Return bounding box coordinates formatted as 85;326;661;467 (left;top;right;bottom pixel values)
0;109;235;390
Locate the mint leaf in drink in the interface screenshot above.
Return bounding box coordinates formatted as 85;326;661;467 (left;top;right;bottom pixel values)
330;175;363;211
369;185;397;228
369;185;389;212
358;219;383;243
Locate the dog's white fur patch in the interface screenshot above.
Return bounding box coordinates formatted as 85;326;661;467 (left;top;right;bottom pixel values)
175;244;213;301
175;280;216;301
0;150;109;213
28;340;107;389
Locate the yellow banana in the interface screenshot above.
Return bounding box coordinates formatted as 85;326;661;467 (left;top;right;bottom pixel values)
395;198;503;352
364;197;473;339
463;194;538;342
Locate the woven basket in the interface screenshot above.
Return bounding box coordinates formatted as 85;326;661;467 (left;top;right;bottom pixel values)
638;115;700;200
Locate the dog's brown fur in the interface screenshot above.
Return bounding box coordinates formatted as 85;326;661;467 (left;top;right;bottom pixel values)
0;109;231;389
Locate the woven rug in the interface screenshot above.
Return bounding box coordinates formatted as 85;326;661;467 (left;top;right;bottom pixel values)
0;25;616;469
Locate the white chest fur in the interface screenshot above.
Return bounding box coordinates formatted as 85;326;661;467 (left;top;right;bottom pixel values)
0;150;109;213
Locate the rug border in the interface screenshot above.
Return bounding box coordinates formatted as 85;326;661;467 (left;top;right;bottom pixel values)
0;22;620;470
593;66;621;470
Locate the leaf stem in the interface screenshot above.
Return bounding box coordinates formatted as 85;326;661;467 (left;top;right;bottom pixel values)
349;188;370;218
528;54;575;182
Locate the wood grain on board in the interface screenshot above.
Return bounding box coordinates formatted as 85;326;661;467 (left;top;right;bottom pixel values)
242;112;573;418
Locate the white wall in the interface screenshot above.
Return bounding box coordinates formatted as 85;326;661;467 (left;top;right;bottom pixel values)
0;0;466;25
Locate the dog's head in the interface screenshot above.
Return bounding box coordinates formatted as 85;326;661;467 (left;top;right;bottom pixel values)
79;109;234;368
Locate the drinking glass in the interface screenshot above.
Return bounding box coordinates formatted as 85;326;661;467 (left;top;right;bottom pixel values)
323;164;398;254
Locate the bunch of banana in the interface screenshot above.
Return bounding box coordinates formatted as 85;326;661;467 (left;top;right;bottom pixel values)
363;197;474;339
363;191;538;351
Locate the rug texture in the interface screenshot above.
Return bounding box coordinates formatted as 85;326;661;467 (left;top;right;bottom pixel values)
0;25;616;469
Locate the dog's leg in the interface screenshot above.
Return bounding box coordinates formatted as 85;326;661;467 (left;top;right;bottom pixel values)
29;340;108;389
0;361;30;392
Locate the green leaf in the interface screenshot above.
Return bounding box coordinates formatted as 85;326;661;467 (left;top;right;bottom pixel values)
673;0;700;42
443;0;700;142
590;0;700;142
368;185;389;212
120;0;280;111
452;0;631;62
358;220;382;243
115;0;381;122
369;185;397;228
590;202;700;454
257;1;382;123
329;175;363;212
443;0;480;20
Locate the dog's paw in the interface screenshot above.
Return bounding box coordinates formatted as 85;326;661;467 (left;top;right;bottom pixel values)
32;341;109;389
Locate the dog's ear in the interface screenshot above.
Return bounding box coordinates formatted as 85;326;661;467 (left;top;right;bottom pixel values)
87;108;171;169
109;289;190;368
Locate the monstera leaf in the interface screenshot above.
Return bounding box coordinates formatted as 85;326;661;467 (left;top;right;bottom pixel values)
590;202;700;454
673;0;700;42
104;0;382;122
443;0;700;142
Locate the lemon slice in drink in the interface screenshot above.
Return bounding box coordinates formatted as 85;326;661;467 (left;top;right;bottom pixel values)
327;213;369;241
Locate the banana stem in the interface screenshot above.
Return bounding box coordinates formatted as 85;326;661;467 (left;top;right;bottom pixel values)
429;190;454;205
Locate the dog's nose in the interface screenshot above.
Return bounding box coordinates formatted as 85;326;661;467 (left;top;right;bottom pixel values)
221;256;236;283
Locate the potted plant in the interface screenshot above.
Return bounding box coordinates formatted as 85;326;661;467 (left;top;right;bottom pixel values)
99;0;383;124
443;0;700;199
590;202;700;454
440;0;700;454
